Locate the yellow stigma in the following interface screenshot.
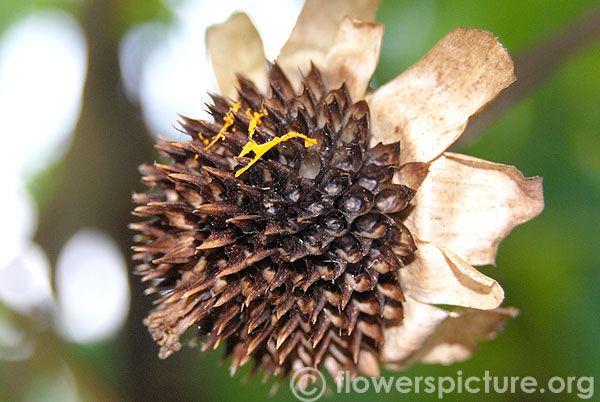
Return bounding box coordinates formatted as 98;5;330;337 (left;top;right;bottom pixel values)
204;102;241;150
201;101;316;177
245;108;267;139
235;131;317;177
197;132;209;146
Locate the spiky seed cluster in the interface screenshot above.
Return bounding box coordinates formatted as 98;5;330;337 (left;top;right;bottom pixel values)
131;63;417;380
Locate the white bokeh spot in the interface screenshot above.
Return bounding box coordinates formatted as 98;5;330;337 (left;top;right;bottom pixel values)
0;10;87;178
55;229;130;344
0;242;53;316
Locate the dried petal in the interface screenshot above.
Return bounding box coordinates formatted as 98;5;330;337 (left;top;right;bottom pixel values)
406;152;544;265
417;307;518;365
277;0;381;88
324;17;384;100
401;239;504;309
380;296;449;364
368;28;515;163
206;12;268;99
383;301;518;369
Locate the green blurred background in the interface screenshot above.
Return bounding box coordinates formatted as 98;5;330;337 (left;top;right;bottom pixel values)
0;0;598;401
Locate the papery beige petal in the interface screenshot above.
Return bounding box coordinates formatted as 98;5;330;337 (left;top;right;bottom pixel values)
400;239;504;309
206;12;268;99
406;152;544;266
323;17;383;100
357;350;381;377
367;27;515;163
383;304;517;369
381;296;451;364
418;307;518;365
277;0;381;88
395;162;430;192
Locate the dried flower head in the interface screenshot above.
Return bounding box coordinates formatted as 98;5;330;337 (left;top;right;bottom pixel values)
131;0;544;381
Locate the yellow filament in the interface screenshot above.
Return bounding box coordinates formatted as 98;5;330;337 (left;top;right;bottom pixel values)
235;131;317;177
204;102;241;150
200;101;315;178
197;132;209;146
245;108;267;139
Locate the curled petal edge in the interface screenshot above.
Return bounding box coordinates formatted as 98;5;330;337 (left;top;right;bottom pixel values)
382;300;518;368
277;0;382;89
406;152;544;266
368;27;516;164
400;239;505;309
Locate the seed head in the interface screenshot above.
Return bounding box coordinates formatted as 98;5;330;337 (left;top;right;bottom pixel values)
131;63;417;379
